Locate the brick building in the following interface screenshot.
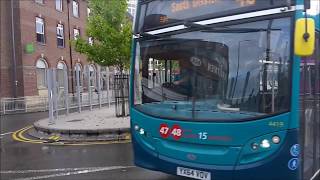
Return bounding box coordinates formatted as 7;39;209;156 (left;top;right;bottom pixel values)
0;0;98;99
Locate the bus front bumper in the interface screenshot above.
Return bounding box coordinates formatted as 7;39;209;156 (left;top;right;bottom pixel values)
132;129;300;180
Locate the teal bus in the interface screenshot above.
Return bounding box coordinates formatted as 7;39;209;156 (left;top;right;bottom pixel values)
129;0;319;179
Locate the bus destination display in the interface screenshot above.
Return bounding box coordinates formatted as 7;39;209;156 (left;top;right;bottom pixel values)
137;0;293;32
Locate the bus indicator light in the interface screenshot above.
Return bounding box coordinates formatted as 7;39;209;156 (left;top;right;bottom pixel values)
251;143;259;150
134;125;140;131
159;124;170;138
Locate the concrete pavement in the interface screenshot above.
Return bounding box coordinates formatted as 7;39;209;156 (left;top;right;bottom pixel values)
30;107;130;142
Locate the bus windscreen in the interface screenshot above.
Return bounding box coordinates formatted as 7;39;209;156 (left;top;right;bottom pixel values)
133;17;292;121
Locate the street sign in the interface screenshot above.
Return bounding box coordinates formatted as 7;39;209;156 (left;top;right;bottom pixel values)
25;43;35;54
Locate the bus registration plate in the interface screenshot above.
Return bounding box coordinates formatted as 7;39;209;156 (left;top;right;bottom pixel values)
177;167;211;180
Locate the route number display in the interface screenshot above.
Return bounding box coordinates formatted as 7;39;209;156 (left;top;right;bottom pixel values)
159;124;183;140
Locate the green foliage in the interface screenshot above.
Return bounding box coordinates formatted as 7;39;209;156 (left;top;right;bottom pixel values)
73;0;132;70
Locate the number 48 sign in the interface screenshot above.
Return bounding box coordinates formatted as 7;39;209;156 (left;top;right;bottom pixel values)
159;124;183;140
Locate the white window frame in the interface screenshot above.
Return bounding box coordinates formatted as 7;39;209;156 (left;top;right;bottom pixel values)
36;17;44;34
72;0;79;17
36;17;45;43
87;8;91;17
57;23;64;47
55;0;63;11
35;0;44;4
73;28;80;40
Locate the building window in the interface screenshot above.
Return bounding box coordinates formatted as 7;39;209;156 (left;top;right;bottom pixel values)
55;0;62;11
73;28;80;40
72;0;79;17
57;62;66;87
57;24;64;47
74;63;83;87
36;17;45;44
36;59;48;89
35;0;44;4
88;37;93;46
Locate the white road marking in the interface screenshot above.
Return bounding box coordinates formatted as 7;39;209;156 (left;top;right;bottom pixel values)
311;169;320;180
1;166;124;174
5;166;134;180
0;131;15;136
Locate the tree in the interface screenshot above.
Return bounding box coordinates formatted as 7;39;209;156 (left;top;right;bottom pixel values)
73;0;132;72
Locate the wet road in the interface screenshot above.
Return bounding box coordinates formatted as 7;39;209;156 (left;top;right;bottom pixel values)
0;113;185;180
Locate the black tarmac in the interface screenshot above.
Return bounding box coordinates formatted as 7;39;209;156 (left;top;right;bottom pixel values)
0;112;185;180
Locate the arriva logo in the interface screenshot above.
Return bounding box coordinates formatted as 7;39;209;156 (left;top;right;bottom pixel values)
190;56;201;66
187;153;197;161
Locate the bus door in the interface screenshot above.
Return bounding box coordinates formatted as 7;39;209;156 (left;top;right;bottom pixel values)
300;33;320;180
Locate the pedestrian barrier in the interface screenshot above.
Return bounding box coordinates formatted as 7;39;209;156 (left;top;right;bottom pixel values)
0;90;115;115
0;65;120;116
114;74;130;117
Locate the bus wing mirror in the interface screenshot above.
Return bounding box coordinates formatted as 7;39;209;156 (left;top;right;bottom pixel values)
294;18;315;57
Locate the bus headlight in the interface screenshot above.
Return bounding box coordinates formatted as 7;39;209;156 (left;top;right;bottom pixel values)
239;131;285;165
139;128;145;135
260;139;271;148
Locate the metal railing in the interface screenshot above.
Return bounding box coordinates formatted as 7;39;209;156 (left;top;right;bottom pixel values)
0;90;115;115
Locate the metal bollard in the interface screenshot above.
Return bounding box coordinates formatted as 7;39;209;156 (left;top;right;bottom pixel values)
63;68;69;115
86;65;92;111
47;69;55;124
76;65;81;113
97;66;102;108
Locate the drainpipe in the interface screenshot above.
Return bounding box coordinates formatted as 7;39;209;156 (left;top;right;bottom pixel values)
67;0;74;94
11;0;17;98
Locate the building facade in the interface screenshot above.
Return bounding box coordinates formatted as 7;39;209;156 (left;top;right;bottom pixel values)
0;0;95;99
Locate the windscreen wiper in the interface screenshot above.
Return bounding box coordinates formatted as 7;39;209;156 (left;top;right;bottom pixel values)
183;21;210;29
201;27;281;33
183;20;281;33
217;103;240;112
138;32;163;38
136;32;183;42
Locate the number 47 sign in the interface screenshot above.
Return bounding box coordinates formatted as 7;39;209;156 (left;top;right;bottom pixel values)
159;124;183;140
